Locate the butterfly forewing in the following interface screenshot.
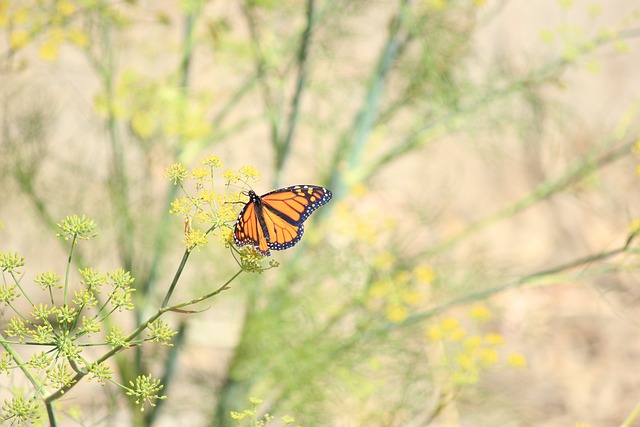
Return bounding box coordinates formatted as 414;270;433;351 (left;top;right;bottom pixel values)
233;185;332;256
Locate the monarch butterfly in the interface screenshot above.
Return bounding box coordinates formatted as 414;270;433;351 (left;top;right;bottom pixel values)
233;185;332;256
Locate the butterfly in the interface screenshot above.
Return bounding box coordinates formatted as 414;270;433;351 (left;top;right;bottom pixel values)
233;185;332;256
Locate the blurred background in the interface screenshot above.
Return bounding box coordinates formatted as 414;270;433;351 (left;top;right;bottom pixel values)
2;0;640;426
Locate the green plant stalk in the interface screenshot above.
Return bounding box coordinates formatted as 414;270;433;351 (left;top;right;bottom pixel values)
363;26;640;183
241;0;281;151
144;321;187;425
143;6;199;302
63;235;77;308
376;231;636;340
101;29;135;275
327;0;409;200
0;334;45;397
423;138;636;257
10;270;35;309
274;0;316;187
621;401;640;427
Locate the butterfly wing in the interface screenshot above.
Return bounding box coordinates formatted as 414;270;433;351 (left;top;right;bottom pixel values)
233;192;271;255
260;185;332;253
233;185;332;256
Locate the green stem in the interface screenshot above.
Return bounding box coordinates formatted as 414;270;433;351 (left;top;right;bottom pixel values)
63;235;77;308
160;249;191;309
0;334;45;396
621;401;640;427
241;0;280;150
10;271;35;309
423;138;636;257
143;7;199;301
327;0;409;199
274;0;316;186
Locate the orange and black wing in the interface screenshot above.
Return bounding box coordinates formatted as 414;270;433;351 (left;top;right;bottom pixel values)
233;185;332;256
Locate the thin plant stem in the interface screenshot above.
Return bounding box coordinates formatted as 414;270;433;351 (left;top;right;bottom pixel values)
161;248;191;309
145;321;188;425
621;401;640;427
241;1;280;149
144;7;199;301
63;235;77;308
328;0;409;199
0;335;44;397
422;138;637;257
274;0;316;186
97;21;135;274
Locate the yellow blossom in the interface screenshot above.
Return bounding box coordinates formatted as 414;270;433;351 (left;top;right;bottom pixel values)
201;155;223;168
165;163;188;185
413;265;435;284
222;169;240;184
373;251;395;271
184;229;208;251
57;0;76;15
386;304;408;323
401;290;424;306
441;317;459;331
479;347;499;366
10;29;30;49
368;279;391;299
426;324;442;341
484;333;505;346
67;28;89;47
39;40;59;61
239;165;260;181
507;352;527;368
191;166;210;181
469;305;492;321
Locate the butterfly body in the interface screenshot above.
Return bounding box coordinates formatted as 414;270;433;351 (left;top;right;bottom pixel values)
233;185;332;256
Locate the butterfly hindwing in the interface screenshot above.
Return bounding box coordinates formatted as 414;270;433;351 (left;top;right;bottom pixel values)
233;185;332;256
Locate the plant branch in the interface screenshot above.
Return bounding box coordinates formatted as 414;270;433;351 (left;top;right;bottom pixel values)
274;0;316;186
423;138;637;257
328;0;410;199
241;1;280;149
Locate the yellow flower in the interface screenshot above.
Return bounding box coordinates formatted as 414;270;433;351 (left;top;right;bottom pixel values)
165;163;188;185
39;40;60;61
201;155;223;168
426;0;447;10
464;336;481;349
469;305;492;321
448;326;466;342
426;324;442;341
401;290;424;306
350;183;368;197
57;0;76;15
368;279;391;299
413;265;435;284
184;229;208;251
191;166;210;181
9;29;30;49
373;251;395;271
478;347;498;366
222;169;240;184
484;333;505;346
441;317;459;331
67;28;89;47
239;165;260;181
629;218;640;234
507;352;527;368
386;304;408;323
